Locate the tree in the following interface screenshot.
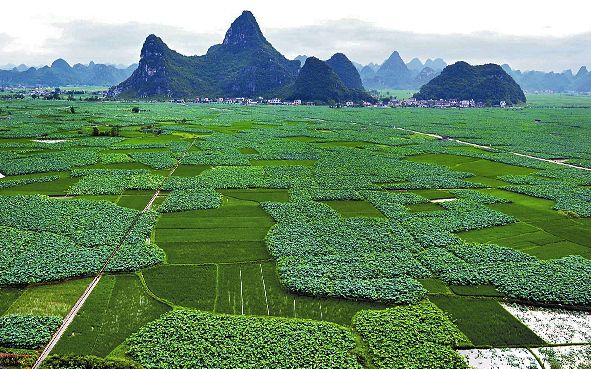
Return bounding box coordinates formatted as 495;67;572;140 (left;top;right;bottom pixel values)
110;126;120;137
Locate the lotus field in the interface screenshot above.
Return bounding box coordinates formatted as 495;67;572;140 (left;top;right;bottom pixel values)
0;97;590;368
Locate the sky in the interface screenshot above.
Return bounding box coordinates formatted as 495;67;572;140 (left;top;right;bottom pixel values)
1;0;590;72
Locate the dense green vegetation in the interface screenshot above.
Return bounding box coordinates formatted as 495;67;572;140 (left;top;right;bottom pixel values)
352;301;470;368
287;57;371;104
414;61;526;104
126;310;361;368
0;315;62;349
0;196;163;284
41;354;144;369
0;95;590;368
157;188;221;212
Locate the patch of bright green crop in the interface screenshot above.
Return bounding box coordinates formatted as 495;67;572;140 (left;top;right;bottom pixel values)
6;277;92;317
53;274;171;358
430;295;545;347
155;202;274;264
418;279;453;295
142;265;217;310
353;301;470;368
0;287;24;315
449;285;505;297
126;310;362;369
321;200;385;218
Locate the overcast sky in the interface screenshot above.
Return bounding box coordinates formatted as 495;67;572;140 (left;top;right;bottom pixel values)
1;0;590;72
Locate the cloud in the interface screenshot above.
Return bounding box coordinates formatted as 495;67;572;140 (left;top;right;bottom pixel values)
2;19;589;72
265;19;591;72
38;21;223;66
0;33;15;50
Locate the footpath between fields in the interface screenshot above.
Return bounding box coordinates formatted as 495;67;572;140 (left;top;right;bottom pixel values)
32;139;197;369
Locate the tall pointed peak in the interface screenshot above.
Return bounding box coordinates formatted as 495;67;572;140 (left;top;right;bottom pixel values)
326;53;350;66
576;66;589;78
381;51;405;68
140;34;170;59
326;53;364;90
380;51;407;70
222;10;268;48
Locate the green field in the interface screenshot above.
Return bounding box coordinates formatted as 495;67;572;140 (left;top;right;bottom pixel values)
1;96;591;368
430;295;546;347
155;199;274;264
458;190;591;259
321;200;385;217
53;274;171;357
5;278;91;317
0;287;25;314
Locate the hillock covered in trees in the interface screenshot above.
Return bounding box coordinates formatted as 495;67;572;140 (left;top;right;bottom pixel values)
414;61;526;105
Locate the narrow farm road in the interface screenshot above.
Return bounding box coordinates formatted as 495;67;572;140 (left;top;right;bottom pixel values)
395;127;591;172
32;139;197;369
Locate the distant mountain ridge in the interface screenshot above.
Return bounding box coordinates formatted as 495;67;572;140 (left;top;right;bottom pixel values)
356;54;590;92
414;61;526;105
363;51;412;89
358;54;446;90
502;64;591;92
0;61;136;87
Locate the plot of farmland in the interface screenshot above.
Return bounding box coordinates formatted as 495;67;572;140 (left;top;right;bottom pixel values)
142;261;388;326
154;198;274;264
1;99;591;368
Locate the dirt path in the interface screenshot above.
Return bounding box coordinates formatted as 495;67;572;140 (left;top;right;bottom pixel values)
397;127;591;172
32;139;197;369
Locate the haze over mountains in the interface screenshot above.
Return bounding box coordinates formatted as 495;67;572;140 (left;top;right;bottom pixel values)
0;61;137;87
501;64;591;93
